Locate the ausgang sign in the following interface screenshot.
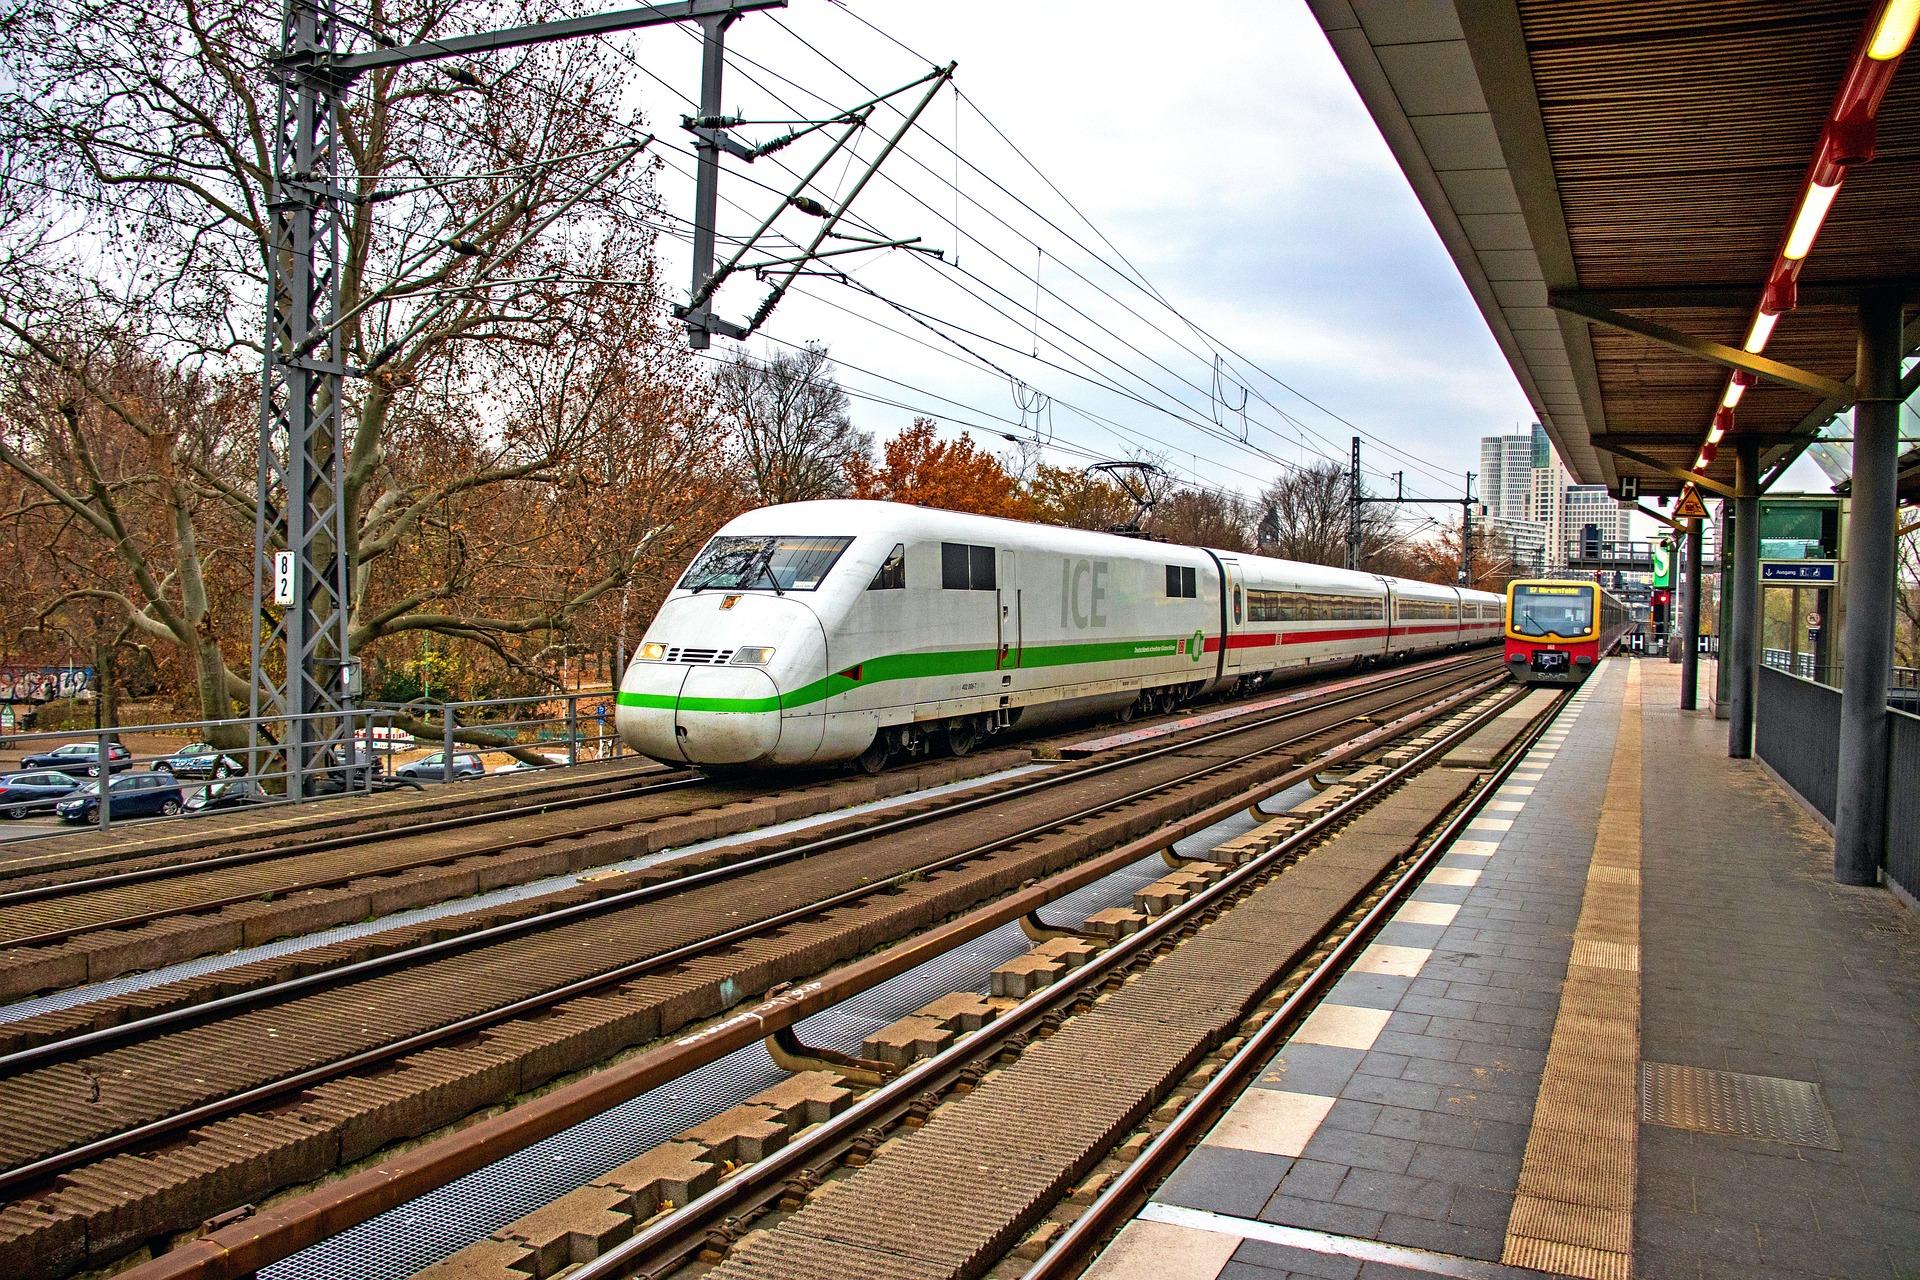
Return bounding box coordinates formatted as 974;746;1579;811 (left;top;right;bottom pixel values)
1760;560;1837;584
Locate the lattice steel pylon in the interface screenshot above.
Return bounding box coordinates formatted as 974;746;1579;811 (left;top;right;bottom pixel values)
246;0;794;796
251;0;355;798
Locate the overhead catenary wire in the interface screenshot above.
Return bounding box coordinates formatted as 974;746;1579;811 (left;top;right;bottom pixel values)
778;7;1466;493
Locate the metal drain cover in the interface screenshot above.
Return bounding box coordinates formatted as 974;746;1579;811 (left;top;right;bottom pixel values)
1641;1061;1840;1149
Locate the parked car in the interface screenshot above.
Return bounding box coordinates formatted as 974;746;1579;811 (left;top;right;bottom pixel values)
394;751;486;782
20;742;133;777
186;779;271;814
493;753;566;775
55;772;185;823
152;742;245;780
0;771;85;819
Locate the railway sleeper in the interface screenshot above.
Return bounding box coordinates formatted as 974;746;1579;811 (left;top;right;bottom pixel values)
410;756;1486;1280
700;771;1481;1280
0;734;1342;1279
0;751;1035;1004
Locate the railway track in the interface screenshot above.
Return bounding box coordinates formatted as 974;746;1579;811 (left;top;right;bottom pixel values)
0;753;1036;1001
0;756;684;884
0;655;1503;1280
478;678;1564;1280
0;653;1490;1006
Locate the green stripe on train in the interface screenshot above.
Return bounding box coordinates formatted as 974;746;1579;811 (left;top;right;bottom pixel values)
616;634;1188;715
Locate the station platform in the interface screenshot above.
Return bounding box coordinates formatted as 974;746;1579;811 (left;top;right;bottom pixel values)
1088;658;1920;1280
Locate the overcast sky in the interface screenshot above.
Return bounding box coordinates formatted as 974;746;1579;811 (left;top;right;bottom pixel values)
615;2;1820;524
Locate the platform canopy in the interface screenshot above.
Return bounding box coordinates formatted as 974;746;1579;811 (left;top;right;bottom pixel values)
1312;1;1919;498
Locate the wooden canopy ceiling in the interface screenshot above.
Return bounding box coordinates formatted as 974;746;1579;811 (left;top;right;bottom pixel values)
1313;0;1917;497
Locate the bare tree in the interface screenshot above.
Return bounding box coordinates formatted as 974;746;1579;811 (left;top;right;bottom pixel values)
1897;517;1920;667
1254;461;1397;568
712;343;871;505
1151;488;1253;552
0;0;706;728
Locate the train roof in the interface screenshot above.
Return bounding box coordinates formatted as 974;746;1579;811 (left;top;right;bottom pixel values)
713;501;1502;604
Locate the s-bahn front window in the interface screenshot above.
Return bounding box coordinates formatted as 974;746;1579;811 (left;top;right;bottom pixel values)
679;535;853;592
1510;584;1594;639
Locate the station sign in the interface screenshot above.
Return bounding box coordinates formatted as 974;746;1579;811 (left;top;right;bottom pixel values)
1760;560;1837;584
1673;485;1709;520
1651;541;1673;589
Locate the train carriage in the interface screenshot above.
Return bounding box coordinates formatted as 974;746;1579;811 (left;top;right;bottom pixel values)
618;500;1503;770
1503;577;1631;685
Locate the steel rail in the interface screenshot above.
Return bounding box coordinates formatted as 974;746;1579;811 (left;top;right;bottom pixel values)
0;765;693;911
0;774;708;950
118;667;1521;1280
1023;688;1572;1280
0;652;1485;936
562;682;1554;1280
0;663;1501;1202
0;654;1492;1075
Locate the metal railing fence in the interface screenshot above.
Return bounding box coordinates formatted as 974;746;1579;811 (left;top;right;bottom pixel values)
0;690;628;842
1889;710;1920;903
1755;665;1842;822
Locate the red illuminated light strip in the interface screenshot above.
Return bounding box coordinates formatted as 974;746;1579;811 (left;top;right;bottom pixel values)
1695;0;1914;472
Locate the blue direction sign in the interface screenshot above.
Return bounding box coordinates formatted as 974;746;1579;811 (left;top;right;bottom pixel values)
1760;560;1837;584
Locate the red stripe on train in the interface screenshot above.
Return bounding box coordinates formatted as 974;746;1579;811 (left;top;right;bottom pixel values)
1202;622;1492;653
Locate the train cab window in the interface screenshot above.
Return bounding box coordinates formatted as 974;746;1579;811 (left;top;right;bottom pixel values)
1165;565;1197;598
941;542;996;591
680;535;853;592
868;544;906;590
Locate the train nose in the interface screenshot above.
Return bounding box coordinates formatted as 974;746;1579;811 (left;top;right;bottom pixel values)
672;666;782;764
615;663;783;767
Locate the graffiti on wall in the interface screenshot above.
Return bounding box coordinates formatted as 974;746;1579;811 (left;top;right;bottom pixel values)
0;667;95;703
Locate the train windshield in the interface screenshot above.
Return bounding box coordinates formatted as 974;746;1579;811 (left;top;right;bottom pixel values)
679;535;853;593
1510;584;1594;638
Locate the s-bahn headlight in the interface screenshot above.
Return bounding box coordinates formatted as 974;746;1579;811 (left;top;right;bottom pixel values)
731;646;776;665
638;641;667;662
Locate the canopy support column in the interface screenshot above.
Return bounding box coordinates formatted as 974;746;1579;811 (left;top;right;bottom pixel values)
1680;517;1703;711
1833;291;1903;885
1727;440;1761;758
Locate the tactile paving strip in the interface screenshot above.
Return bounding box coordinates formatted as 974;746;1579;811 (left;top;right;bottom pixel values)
1640;1061;1840;1149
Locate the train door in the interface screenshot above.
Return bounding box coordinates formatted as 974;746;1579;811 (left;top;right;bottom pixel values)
996;549;1022;673
1218;559;1244;674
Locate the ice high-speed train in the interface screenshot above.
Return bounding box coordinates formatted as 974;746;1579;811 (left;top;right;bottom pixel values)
616;501;1503;771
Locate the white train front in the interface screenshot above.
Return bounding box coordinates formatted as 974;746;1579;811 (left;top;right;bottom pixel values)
616;501;1502;770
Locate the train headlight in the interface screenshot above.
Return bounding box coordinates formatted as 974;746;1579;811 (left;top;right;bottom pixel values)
731;646;776;666
638;642;667;662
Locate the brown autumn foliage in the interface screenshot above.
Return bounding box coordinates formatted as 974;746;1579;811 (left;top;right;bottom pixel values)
847;418;1031;519
1024;464;1136;532
0;0;756;728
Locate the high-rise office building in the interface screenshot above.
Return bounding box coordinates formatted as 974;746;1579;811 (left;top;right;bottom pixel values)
1478;431;1534;524
1564;484;1633;553
1478;424;1632;570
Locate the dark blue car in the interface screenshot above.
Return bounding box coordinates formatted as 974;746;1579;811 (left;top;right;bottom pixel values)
19;742;133;777
0;771;85;819
55;772;185;824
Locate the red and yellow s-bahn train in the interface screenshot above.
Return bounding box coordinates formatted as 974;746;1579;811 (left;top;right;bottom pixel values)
1504;578;1632;685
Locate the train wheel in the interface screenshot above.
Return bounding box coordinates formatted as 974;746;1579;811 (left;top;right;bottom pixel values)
1115;700;1137;725
855;737;890;775
945;722;979;758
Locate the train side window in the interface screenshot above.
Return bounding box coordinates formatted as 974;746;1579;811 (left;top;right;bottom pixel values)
941;542;996;590
1165;565;1197;598
971;544;996;589
868;544;906;590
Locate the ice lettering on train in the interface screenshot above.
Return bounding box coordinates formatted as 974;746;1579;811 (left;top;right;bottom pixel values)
1059;559;1111;628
